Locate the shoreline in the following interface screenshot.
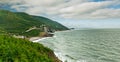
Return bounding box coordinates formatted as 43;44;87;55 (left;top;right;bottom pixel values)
29;37;51;42
29;30;69;42
29;34;63;62
29;30;70;62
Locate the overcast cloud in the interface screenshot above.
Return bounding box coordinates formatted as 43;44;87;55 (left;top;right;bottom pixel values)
0;0;120;19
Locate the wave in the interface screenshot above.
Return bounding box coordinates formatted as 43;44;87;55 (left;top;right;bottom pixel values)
54;51;85;62
54;51;69;62
32;37;51;42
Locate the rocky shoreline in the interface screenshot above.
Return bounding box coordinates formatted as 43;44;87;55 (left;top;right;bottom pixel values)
29;34;62;62
48;51;62;62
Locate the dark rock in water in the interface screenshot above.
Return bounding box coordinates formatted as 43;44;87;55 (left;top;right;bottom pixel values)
48;33;54;37
70;28;75;30
40;32;54;37
65;55;75;59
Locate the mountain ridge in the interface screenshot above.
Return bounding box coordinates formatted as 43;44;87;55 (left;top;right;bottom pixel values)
0;9;69;37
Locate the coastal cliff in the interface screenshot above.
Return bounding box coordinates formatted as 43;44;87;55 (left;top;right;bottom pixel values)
0;9;68;62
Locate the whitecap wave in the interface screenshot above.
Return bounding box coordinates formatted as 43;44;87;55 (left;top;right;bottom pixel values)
54;51;84;62
32;37;50;42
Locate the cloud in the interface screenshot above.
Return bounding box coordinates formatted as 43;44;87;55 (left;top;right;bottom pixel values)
0;0;120;19
59;1;115;19
90;9;120;18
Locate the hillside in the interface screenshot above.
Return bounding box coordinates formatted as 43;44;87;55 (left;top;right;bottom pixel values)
0;9;69;37
0;9;66;62
32;16;68;31
0;35;61;62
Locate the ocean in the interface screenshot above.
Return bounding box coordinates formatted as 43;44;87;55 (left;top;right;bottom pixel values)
38;29;120;62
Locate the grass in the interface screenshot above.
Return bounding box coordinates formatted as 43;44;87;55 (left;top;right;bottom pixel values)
0;35;57;62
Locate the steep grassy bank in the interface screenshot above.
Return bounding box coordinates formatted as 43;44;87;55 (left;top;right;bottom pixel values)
0;35;61;62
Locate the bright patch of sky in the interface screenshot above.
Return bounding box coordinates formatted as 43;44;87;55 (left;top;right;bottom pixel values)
108;5;120;9
57;19;120;29
0;0;120;29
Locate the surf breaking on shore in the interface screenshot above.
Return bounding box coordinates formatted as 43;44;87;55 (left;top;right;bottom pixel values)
30;37;51;42
30;35;85;62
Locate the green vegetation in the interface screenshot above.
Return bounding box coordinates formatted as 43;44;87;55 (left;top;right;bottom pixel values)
0;9;69;37
23;29;41;37
0;9;65;62
32;16;68;31
0;35;59;62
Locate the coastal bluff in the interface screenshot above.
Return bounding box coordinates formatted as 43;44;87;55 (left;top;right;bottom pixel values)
0;9;69;62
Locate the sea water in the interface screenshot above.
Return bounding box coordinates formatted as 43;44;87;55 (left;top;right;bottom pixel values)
38;29;120;62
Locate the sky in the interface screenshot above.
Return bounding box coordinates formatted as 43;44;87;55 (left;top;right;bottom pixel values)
0;0;120;28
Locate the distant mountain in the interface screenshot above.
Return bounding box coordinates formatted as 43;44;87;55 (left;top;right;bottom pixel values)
0;9;69;37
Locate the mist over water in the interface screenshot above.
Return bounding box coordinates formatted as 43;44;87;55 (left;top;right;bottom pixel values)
38;29;120;62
